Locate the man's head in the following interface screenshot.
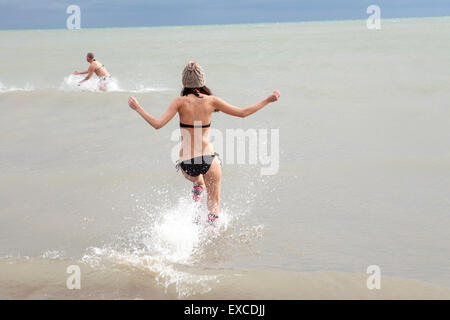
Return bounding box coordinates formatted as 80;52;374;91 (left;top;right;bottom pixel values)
86;52;95;62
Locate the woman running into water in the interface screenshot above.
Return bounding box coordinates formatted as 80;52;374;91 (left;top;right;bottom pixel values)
127;61;280;224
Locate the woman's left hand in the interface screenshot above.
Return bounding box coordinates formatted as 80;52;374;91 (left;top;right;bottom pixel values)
128;96;141;110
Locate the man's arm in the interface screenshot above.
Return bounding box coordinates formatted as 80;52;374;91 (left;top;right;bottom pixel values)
73;70;89;75
78;66;95;84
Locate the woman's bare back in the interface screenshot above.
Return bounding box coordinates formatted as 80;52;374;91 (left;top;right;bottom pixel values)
178;94;216;160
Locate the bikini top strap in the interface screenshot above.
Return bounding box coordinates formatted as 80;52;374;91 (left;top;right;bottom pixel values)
179;122;211;128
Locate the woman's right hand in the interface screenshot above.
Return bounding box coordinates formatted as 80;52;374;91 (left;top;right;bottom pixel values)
267;90;281;103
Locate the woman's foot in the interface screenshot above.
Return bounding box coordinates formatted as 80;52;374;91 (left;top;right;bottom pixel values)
192;185;204;202
207;213;219;225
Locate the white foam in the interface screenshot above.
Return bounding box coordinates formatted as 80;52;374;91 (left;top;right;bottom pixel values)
41;250;65;260
0;81;35;93
80;195;237;297
59;74;172;93
0;77;172;94
59;74;121;92
128;84;172;93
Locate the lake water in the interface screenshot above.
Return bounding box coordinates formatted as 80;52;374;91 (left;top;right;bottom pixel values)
0;17;449;299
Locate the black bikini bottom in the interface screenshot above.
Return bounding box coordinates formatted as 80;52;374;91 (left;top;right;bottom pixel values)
176;152;220;177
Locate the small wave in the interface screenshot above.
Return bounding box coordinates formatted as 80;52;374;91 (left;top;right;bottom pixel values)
41;250;66;260
59;74;121;92
59;74;172;93
1;257;449;299
0;77;172;94
128;84;173;93
0;81;35;93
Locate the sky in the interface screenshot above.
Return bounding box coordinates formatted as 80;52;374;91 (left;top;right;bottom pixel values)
0;0;449;30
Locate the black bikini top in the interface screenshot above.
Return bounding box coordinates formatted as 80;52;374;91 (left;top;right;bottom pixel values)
180;122;211;128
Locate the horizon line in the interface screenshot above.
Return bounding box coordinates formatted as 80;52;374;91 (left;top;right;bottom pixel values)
0;14;449;32
0;15;450;32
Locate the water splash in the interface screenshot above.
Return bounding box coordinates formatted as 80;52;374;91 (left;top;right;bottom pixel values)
59;74;171;93
81;189;263;297
0;81;35;93
60;74;121;92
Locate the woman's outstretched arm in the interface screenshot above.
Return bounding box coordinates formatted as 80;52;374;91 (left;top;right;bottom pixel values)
211;91;280;118
128;96;179;129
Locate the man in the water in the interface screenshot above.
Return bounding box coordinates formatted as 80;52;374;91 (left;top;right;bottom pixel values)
73;52;112;91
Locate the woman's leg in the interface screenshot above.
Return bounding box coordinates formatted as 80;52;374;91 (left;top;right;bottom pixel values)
180;168;205;188
202;157;222;216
